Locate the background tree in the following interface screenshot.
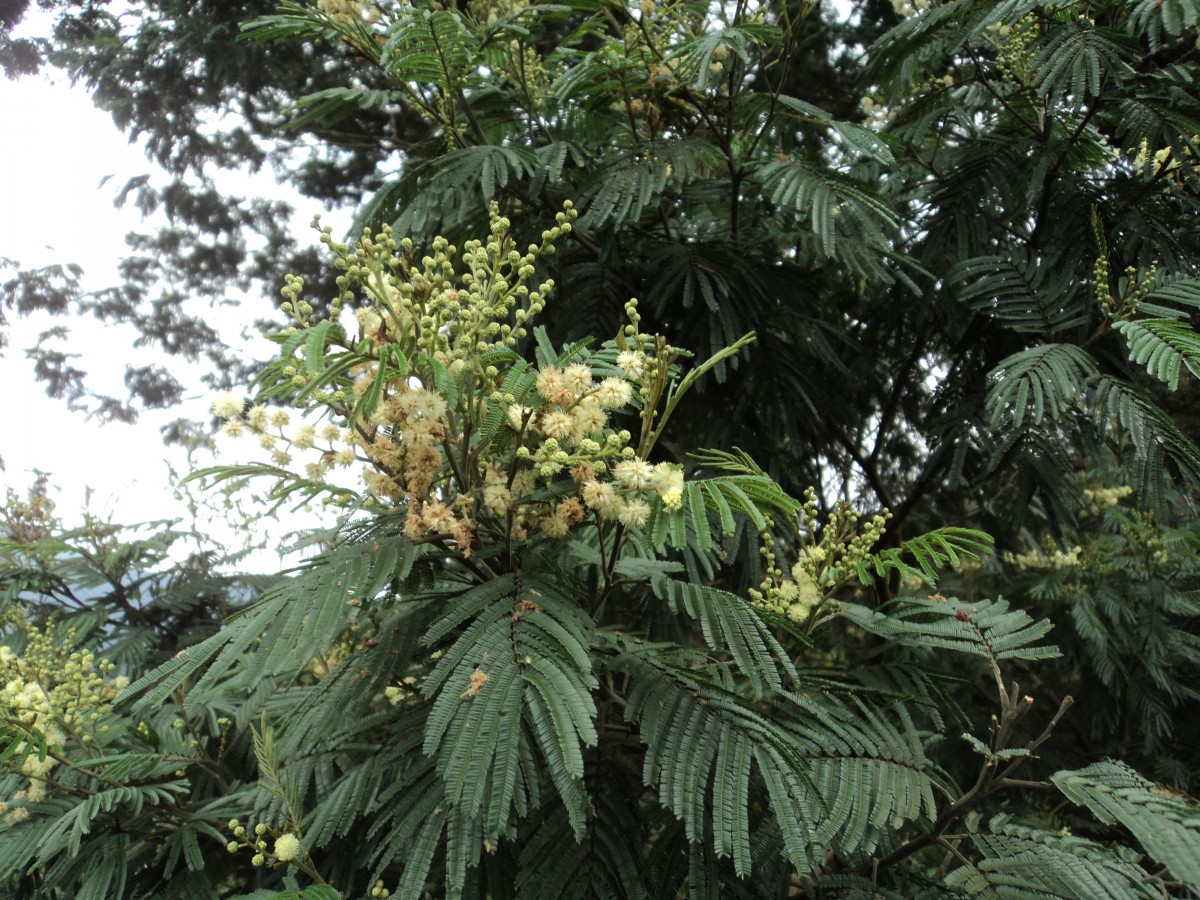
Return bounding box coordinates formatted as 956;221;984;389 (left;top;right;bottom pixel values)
2;0;430;435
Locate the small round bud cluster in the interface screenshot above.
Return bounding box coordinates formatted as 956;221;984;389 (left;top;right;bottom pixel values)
2;482;59;544
859;93;896;129
1004;543;1083;572
1122;509;1170;565
1080;484;1133;517
0;619;128;822
0;622;123;741
748;490;892;626
468;0;528;26
225;819;302;867
984;16;1036;85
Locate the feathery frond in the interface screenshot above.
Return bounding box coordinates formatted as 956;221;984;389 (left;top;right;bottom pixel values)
1053;760;1200;891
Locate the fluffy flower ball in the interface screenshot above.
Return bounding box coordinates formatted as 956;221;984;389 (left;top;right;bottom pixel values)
595;377;633;409
274;832;302;862
211;391;245;419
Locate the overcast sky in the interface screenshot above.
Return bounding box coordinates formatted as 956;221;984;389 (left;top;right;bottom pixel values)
0;60;334;569
1;71;190;512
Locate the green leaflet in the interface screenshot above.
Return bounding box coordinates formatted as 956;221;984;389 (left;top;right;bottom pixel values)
1053;760;1200;892
1114;316;1200;390
837;596;1059;662
123;529;420;715
947;815;1158;899
614;642;938;877
422;573;598;843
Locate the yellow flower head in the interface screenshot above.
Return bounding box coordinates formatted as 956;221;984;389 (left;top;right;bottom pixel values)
273;832;302;862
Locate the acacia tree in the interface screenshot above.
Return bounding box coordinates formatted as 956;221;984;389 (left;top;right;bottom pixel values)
4;0;1200;897
237;0;1200;549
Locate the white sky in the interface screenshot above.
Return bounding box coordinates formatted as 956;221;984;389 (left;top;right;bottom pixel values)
1;72;187;508
0;60;336;570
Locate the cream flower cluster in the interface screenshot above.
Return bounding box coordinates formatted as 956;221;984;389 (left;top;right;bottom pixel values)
892;0;933;15
749;489;891;624
0;623;126;824
859;94;896;128
1004;544;1083;572
316;0;382;25
1130;135;1200;182
215;204;690;556
468;0;528;26
985;17;1036;85
1081;484;1134;517
2;482;59;544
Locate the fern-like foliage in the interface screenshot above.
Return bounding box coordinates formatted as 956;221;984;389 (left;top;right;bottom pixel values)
421;572;599;842
985;344;1098;430
1114;316;1200;390
1053;760;1200;892
15;0;1200;895
611;635;938;876
514;755;647;900
864;528;995;587
1093;376;1200;503
124;522;423;715
950;253;1091;337
945;814;1159;899
837;596;1059;663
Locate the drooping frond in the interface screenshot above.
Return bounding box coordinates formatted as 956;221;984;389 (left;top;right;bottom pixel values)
1031;18;1132;103
379;6;477;90
615;645;812;878
1128;0;1200;50
31;783;185;866
1093;376;1200;501
1052;760;1200;892
645;572;798;696
945;815;1158;899
515;756;648;900
611;637;939;878
393;144;540;232
577;140;723;231
285;86;404;131
986;344;1099;430
1141;275;1200;318
1113;317;1200;390
363;744;446;897
837;596;1059;663
863;528;994;587
241;1;380;52
122;524;422;715
782;690;941;858
752;160;897;259
774;94;896;165
421;571;598;843
950;254;1091;336
666;23;781;90
650;473;804;542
